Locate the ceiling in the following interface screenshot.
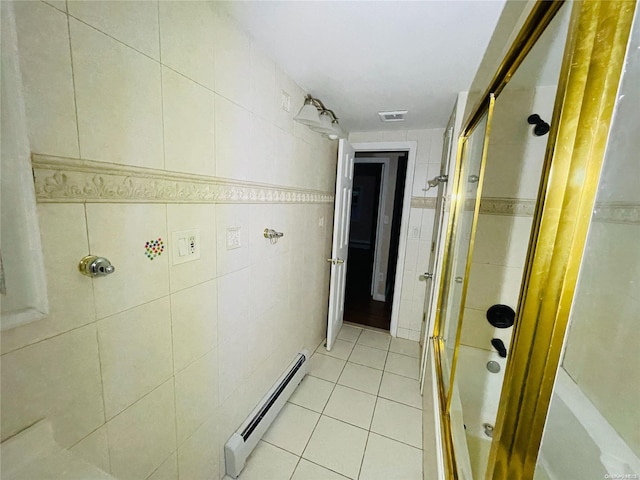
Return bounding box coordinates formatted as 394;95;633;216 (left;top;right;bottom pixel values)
221;1;506;133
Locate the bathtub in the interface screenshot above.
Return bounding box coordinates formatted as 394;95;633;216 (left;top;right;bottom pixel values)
453;345;507;478
536;368;640;479
452;345;640;479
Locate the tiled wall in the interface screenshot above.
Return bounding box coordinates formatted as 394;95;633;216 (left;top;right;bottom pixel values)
2;2;337;479
460;86;556;351
348;129;446;341
560;20;640;456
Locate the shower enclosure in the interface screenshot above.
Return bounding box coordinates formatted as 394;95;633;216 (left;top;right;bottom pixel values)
427;1;639;478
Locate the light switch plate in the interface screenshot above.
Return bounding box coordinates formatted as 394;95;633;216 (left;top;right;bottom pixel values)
171;229;201;265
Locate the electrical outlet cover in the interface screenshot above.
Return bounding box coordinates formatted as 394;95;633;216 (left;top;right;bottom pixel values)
171;229;201;265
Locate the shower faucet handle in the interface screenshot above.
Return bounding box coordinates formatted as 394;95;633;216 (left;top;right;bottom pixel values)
79;255;115;277
419;272;433;281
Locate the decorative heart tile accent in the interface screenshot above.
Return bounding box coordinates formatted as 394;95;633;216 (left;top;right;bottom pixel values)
144;238;164;260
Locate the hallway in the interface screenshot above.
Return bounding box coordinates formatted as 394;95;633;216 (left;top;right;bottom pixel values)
344;248;392;330
226;325;423;479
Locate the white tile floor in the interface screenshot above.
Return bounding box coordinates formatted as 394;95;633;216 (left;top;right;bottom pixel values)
225;325;423;480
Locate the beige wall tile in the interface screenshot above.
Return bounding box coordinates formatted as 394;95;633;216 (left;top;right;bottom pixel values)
217;269;251;343
507;216;535;266
459;307;514;351
466;263;523;311
98;297;173;419
159;1;215;89
473;214;514;266
218;329;249;404
249;257;286;321
171;280;218;373
2;204;95;354
175;349;218;445
532;86;557;123
1;324;105;448
273;128;296;186
86;203;169;318
214;12;251;109
107;380;176;480
214;94;252;181
407;129;432;164
248;114;276;184
411;162;428;196
67;0;160;59
162;68;215;177
490;88;534;146
177;415;219;480
42;0;66;12
246;313;276;377
148;453;178;480
69;426;111;474
483;143;524;198
166;204;217;293
428;128;446;163
70;19;163;167
250;43;276;122
13;1;79;157
397;327;410;340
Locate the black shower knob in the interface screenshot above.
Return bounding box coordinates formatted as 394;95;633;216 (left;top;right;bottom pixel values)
528;114;550;136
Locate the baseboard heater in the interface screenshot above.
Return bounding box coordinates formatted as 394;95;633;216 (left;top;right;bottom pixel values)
224;349;309;478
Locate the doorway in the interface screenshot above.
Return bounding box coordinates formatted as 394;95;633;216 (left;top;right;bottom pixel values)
343;151;408;330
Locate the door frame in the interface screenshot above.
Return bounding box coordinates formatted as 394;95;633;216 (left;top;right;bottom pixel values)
351;141;417;337
353;157;391;302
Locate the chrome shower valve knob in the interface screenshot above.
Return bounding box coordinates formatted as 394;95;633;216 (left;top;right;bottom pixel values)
79;255;115;277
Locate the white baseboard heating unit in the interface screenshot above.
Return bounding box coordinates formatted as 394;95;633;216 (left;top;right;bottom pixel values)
224;350;309;478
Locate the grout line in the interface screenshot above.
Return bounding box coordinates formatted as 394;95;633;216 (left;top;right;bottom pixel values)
357;426;372;480
81;203;98;318
164;203;181;477
156;1;166;171
300;458;351;479
367;429;424;451
66;12;160;64
90;324;111;474
0;317;100;357
65;8;82;158
283;401;323;479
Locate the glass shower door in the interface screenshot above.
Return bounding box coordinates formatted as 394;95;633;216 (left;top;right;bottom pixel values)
433;96;494;478
534;10;640;478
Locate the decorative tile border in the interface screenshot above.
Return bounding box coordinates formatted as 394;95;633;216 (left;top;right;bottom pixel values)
410;197;438;209
479;197;536;217
593;202;640;225
404;194;639;226
32;155;334;204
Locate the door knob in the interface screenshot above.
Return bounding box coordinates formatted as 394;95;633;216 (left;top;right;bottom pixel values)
326;258;345;265
79;255;115;277
419;272;433;281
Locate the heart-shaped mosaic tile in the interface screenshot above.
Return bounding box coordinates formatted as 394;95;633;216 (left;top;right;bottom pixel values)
145;238;164;260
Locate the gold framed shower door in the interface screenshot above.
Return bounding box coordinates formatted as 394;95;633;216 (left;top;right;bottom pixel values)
430;1;637;478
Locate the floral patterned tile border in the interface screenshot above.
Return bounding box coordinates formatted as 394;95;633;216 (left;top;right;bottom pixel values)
32;154;334;204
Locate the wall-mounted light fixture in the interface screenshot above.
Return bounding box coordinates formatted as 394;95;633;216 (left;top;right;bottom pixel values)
294;95;346;140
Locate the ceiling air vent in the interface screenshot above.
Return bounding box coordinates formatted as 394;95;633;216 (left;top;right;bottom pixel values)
378;110;408;122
